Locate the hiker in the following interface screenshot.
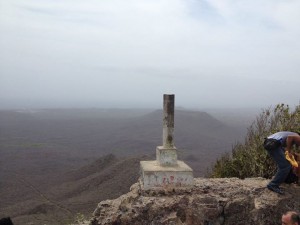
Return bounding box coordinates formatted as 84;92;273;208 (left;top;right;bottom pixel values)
263;131;300;194
282;211;300;225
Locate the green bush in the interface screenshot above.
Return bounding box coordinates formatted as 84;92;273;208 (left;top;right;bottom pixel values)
209;103;300;179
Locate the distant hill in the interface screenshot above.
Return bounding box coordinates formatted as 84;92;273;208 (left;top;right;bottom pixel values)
0;108;247;174
0;154;150;225
0;108;251;225
53;154;151;207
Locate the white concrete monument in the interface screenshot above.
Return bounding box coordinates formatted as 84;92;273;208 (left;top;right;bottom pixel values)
140;94;194;190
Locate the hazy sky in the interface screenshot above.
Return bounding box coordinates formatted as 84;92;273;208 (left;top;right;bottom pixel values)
0;0;300;109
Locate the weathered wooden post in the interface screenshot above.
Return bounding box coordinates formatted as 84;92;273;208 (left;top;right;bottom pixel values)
140;94;194;190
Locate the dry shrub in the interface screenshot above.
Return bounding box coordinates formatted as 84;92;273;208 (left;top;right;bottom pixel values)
209;103;300;179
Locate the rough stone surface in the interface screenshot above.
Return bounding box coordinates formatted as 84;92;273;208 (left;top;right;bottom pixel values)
88;178;300;225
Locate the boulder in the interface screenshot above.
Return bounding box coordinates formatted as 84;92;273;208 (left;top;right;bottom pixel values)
89;178;300;225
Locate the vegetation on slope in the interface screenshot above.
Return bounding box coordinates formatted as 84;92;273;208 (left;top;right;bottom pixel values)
210;103;300;179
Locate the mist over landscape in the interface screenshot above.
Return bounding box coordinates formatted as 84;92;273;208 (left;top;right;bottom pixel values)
1;0;300;224
0;107;257;225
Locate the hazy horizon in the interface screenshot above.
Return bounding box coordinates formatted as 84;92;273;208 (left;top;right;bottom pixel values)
1;0;299;110
0;98;278;111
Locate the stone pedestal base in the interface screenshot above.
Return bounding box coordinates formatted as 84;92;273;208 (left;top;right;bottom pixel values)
156;146;177;166
140;160;194;190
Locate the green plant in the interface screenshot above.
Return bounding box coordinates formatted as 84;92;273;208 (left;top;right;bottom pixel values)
209;103;300;179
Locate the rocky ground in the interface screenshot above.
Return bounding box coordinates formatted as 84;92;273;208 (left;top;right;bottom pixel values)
83;178;300;225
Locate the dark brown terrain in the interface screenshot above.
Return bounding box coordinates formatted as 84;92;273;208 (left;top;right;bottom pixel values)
0;108;256;225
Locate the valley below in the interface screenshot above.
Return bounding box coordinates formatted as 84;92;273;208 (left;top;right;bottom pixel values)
0;107;258;225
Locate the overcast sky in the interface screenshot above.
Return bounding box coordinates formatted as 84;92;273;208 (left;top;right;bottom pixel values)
0;0;299;109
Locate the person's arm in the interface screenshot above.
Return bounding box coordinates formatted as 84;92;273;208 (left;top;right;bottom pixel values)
285;136;294;153
285;135;300;153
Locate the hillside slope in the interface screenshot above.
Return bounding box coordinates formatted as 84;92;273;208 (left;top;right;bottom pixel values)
0;154;150;225
0;108;250;225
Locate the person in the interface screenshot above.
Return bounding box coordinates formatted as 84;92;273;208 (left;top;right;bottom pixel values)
282;211;300;225
264;131;300;194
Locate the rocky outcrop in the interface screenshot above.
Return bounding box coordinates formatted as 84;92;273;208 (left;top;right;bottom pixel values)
89;178;300;225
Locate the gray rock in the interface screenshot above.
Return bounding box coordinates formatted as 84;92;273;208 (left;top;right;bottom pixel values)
88;178;300;225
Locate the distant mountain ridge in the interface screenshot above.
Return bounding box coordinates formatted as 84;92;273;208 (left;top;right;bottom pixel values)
0;108;251;225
